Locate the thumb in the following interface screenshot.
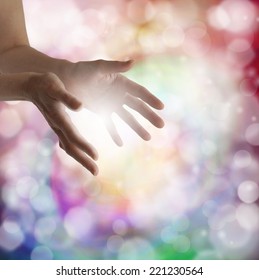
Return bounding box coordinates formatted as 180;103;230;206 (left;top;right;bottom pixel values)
58;89;82;111
100;59;134;73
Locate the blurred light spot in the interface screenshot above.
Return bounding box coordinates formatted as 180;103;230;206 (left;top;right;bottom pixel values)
118;238;154;259
48;221;73;250
191;228;209;250
1;184;20;210
127;0;155;24
107;235;124;252
210;102;230;121
208;6;230;30
236;203;259;231
112;219;128;235
82;9;106;37
246;67;257;77
3;220;20;234
201;140;217;156
163;26;185;48
215;221;250;249
208;204;236;230
202;200;217;217
83;180;102;197
183;33;211;57
64;207;94;240
208;1;256;33
245;123;259;146
233;150;251;169
222;0;256;33
194;250;221;260
31;245;53;260
172;215;190;232
228;39;251;53
178;132;200;164
160;226;177;243
173;235;191;253
20;209;35;233
138;30;164;53
34;216;57;243
186;22;207;39
0;223;24;251
230;49;256;67
238;181;259;203
16;176;39;199
30;187;56;213
240;78;257;96
0;108;23;138
37;138;54;156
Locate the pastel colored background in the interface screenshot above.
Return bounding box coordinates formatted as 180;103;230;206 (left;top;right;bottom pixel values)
0;0;259;260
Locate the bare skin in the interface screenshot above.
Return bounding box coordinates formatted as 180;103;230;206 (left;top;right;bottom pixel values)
0;0;164;175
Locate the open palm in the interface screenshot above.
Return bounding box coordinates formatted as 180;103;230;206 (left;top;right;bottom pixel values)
65;60;165;146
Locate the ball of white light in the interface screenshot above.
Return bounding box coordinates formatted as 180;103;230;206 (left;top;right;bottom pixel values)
238;181;259;203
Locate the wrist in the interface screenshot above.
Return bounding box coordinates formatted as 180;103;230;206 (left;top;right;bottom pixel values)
55;58;75;89
0;72;37;102
20;72;41;101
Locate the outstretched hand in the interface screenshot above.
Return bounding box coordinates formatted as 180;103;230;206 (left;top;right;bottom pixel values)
26;72;99;175
26;59;165;175
64;60;165;146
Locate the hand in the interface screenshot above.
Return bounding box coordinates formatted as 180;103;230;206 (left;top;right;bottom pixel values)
64;60;165;146
26;72;99;175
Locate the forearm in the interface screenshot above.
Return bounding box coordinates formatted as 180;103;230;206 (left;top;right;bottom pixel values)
0;0;29;54
0;0;73;86
0;45;73;86
0;72;33;102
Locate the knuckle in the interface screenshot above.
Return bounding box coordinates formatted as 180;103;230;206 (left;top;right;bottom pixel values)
25;73;62;104
41;72;58;88
103;73;117;84
35;72;61;94
42;72;58;82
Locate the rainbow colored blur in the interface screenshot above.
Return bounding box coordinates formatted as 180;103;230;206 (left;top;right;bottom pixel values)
0;0;259;260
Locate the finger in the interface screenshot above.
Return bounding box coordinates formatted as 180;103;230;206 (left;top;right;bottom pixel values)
117;108;151;141
54;128;98;175
64;144;98;176
99;60;134;73
122;78;164;110
105;117;123;146
52;111;98;160
57;89;82;111
125;95;165;128
65;145;99;176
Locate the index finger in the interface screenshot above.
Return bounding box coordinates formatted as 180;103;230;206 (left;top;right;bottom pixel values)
50;110;98;161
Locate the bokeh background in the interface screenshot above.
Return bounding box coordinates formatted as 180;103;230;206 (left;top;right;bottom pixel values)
0;0;259;260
